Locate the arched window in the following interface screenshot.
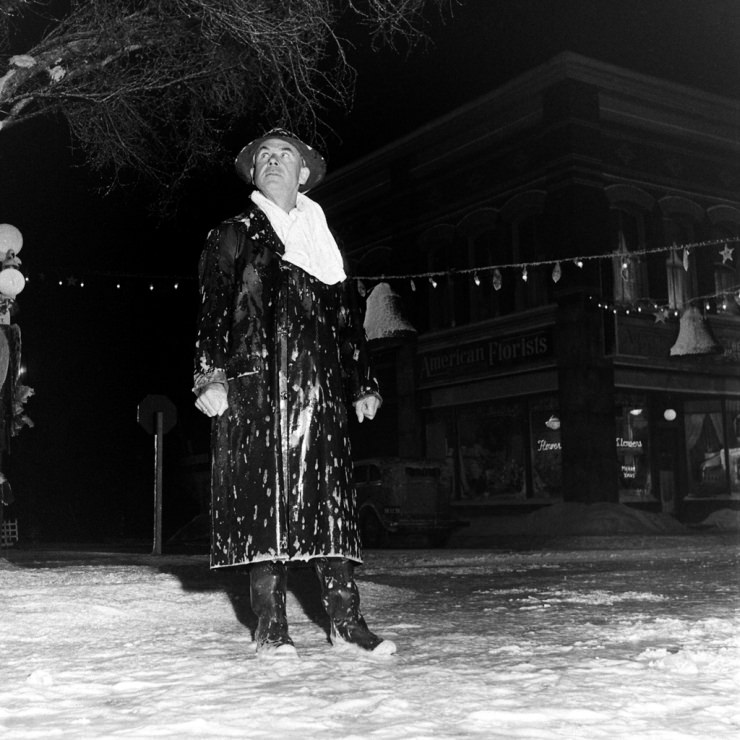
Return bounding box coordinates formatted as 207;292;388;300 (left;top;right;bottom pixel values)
457;208;498;323
605;185;653;305
708;205;740;315
659;196;704;310
499;191;549;314
419;224;455;331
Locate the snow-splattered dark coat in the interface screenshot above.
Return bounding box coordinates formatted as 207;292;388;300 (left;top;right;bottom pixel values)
194;204;380;569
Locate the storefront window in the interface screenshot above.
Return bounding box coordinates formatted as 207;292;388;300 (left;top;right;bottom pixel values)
684;400;728;498
615;395;654;501
529;397;562;499
456;401;527;501
424;409;457;491
726;401;740;496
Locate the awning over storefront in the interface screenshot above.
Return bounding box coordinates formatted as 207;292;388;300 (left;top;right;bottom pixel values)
420;368;559;409
614;366;740;397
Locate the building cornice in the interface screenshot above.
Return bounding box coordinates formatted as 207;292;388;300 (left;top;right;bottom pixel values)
318;52;740;209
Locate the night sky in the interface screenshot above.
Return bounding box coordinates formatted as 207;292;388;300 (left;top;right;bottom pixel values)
0;0;737;542
330;0;740;166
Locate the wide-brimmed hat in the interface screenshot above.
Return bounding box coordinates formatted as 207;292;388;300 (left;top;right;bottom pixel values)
234;128;326;192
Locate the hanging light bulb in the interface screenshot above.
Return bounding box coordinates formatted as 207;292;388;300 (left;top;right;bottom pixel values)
551;262;561;283
521;266;528;282
149;283;154;291
573;258;584;268
410;278;416;292
492;269;502;291
429;276;437;289
683;248;690;271
473;273;481;286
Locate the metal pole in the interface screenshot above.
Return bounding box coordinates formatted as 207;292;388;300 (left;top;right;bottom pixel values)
152;410;164;555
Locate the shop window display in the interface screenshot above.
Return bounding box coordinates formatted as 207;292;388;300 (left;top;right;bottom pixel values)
685;399;738;499
529;397;562;499
726;401;740;496
457;401;527;500
615;396;654;501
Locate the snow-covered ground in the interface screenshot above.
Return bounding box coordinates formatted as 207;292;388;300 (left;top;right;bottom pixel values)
1;505;738;739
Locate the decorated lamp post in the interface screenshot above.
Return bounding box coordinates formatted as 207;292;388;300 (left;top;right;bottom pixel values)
0;223;24;323
0;223;33;546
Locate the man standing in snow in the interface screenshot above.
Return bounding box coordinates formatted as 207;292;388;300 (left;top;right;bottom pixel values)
193;129;395;657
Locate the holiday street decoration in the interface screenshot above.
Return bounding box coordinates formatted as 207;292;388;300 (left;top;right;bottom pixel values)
363;282;417;347
653;307;670;324
0;223;34;520
21;235;738;307
0;223;24;325
17;235;740;322
669;305;722;357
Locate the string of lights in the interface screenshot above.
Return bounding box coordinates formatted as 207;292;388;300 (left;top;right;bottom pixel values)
592;283;740;321
18;236;739;304
353;236;738;283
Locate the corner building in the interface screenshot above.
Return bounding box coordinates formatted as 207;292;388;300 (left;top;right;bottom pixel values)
320;53;740;524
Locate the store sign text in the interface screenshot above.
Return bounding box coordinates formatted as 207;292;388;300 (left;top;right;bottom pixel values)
621;464;637;479
419;329;553;382
536;438;644;457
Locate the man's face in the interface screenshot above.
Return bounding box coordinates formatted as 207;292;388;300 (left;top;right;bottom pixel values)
251;138;310;205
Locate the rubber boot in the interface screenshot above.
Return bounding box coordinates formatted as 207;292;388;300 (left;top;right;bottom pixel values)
314;558;396;655
249;560;296;656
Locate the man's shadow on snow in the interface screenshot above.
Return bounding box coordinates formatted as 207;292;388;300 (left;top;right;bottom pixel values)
158;558;332;644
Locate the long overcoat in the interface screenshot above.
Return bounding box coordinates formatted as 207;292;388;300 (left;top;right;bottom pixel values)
194;204;379;569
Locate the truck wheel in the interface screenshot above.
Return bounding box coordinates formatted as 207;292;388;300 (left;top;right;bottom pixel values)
360;511;388;549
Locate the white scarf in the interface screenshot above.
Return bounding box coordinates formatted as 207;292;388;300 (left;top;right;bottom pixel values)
250;190;346;285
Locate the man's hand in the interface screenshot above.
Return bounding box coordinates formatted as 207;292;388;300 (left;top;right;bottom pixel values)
195;383;229;417
354;395;380;423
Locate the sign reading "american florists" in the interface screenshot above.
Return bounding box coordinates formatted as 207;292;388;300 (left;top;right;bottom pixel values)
418;327;554;385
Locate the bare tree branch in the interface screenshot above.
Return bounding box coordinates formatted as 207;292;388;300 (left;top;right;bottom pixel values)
0;0;450;215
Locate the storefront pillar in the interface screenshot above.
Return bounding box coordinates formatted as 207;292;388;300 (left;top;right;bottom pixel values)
397;342;423;458
556;290;619;503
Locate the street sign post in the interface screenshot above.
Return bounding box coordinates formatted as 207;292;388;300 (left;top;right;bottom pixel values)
137;394;177;555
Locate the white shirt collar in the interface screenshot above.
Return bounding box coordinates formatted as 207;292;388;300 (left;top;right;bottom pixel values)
251;190;346;285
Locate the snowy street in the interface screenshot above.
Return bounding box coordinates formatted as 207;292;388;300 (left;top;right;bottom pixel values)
1;532;738;739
